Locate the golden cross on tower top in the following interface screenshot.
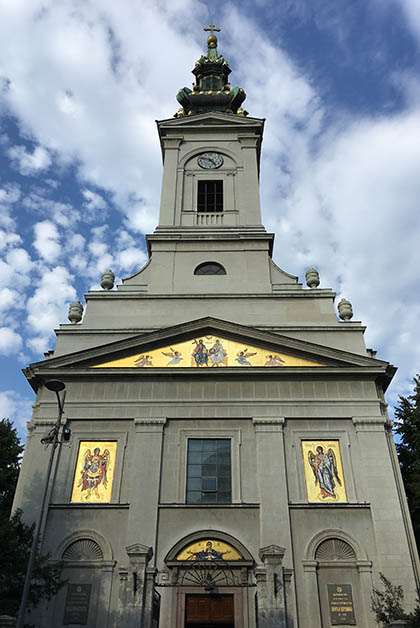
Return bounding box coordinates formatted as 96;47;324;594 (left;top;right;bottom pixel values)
204;23;221;37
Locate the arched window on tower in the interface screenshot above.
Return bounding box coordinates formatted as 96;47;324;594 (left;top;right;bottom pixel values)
194;262;226;275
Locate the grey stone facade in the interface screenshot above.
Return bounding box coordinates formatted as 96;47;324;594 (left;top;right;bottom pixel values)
14;69;419;628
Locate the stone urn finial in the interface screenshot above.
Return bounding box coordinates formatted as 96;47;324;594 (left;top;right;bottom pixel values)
338;298;353;321
305;267;320;289
68;300;83;324
101;269;115;290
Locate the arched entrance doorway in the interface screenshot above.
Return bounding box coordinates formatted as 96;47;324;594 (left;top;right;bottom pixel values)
162;531;255;628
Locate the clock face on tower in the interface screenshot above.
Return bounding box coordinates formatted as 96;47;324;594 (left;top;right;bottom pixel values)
198;152;224;169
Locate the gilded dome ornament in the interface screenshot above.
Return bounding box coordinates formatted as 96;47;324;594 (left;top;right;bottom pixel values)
175;24;247;116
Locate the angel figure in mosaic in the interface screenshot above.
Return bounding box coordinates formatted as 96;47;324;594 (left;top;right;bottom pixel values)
78;447;110;500
308;445;342;499
161;348;183;365
264;354;285;366
134;354;153;368
236;348;257;366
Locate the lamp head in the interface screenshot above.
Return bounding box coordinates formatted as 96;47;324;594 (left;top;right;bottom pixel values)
45;379;66;392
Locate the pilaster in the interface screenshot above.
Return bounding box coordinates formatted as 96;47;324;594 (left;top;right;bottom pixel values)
126;418;166;548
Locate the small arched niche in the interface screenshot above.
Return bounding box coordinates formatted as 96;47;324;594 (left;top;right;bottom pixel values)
313;536;368;627
194;262;226;275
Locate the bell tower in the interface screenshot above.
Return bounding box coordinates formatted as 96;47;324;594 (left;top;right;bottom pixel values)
124;26;293;296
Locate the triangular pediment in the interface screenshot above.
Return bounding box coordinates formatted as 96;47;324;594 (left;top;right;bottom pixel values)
93;331;325;369
158;112;264;129
25;318;393;387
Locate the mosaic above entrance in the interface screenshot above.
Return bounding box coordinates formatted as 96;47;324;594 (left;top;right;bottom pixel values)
176;539;242;561
93;335;326;368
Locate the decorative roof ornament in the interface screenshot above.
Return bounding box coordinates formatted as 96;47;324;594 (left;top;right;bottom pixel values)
175;24;248;117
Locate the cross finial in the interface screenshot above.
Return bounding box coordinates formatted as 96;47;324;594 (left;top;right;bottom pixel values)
204;24;221;37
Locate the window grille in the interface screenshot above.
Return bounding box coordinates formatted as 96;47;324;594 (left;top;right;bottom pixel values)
186;439;231;504
197;180;223;213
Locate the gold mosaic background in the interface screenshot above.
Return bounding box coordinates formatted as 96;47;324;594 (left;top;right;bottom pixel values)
71;441;117;503
93;335;325;368
302;440;347;503
176;539;242;561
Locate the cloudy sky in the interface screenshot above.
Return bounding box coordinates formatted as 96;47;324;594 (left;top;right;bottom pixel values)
1;0;420;438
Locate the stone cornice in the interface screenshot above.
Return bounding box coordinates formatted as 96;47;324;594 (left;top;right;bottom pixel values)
253;417;285;432
352;416;392;431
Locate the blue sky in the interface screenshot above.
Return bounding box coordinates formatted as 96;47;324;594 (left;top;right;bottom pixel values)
1;0;420;438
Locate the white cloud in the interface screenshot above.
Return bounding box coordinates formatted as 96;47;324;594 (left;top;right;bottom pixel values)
0;390;34;437
33;220;61;262
0;327;22;355
116;246;147;270
8;144;51;175
0;288;20;312
0;229;21;251
26;265;76;354
82;188;107;210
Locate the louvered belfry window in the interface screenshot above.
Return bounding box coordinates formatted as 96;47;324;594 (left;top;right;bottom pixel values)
197;180;223;212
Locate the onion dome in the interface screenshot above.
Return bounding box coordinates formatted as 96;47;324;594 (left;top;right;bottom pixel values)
175;25;248;117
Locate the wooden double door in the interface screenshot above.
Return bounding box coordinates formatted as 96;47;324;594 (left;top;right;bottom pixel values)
185;594;234;628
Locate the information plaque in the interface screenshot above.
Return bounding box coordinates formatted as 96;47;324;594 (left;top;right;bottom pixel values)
63;583;91;625
328;584;356;625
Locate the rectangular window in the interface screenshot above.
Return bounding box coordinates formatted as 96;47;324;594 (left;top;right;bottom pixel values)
186;438;231;504
197;180;223;213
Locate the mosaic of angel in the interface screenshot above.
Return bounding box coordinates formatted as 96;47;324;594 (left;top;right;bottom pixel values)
235;348;257;366
264;354;285;366
161;348;183;365
78;447;110;500
135;354;153;368
307;445;342;499
187;541;231;561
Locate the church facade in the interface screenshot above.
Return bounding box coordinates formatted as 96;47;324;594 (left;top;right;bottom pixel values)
14;27;419;628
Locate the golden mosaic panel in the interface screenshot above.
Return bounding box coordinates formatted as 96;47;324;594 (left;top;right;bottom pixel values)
176;539;242;561
302;440;347;503
93;335;325;368
71;441;117;503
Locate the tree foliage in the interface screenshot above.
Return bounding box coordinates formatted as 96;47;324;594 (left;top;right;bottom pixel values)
0;418;65;616
371;572;406;625
371;573;420;628
0;418;24;520
394;374;420;550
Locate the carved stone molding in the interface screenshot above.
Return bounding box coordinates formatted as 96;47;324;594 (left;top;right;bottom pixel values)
352;416;388;431
259;545;286;565
134;418;166;433
253;417;285;433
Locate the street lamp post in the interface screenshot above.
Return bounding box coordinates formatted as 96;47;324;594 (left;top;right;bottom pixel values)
16;380;68;628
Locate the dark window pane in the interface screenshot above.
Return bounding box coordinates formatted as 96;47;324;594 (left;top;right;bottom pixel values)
194;262;226;275
188;465;202;477
202;452;217;464
202;464;217;476
187;491;202;504
218;477;231;491
186;438;231;504
187;452;202;464
197;180;223;213
202;477;217;491
187;477;201;491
